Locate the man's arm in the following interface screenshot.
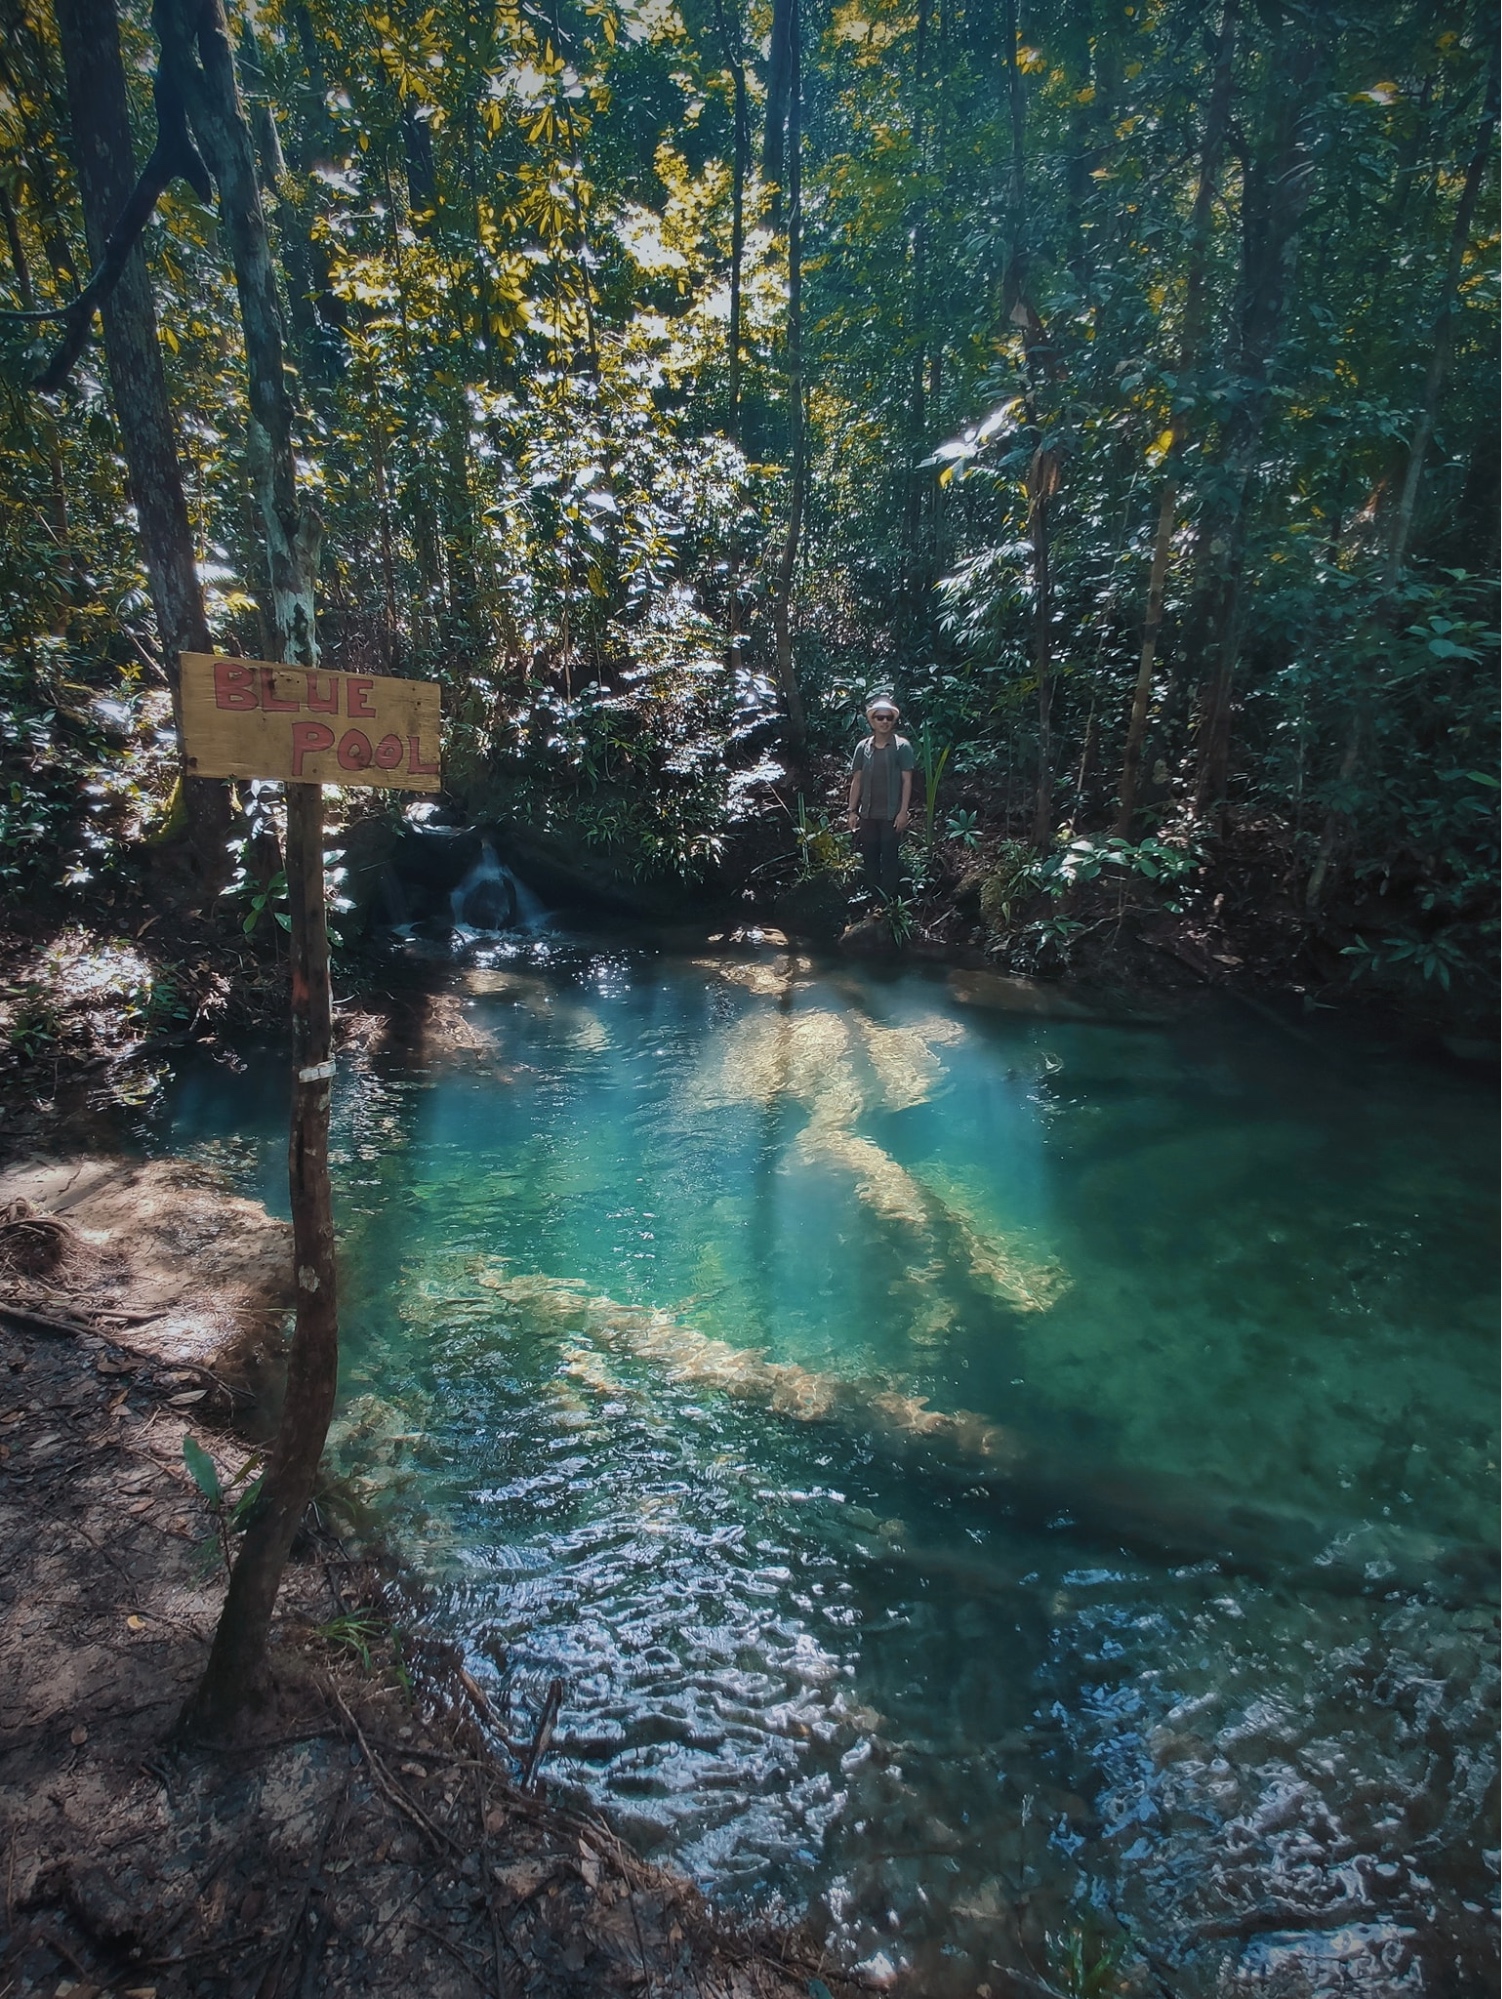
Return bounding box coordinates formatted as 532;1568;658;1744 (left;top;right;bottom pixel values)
894;767;913;832
847;762;863;828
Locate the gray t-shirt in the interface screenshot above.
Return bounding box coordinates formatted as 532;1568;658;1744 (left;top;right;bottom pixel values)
851;735;915;822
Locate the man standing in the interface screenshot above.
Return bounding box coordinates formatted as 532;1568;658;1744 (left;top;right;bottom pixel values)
846;695;914;901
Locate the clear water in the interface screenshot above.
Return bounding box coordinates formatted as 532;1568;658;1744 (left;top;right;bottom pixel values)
151;941;1499;1993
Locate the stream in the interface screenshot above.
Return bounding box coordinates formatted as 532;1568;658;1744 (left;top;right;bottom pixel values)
146;935;1498;1994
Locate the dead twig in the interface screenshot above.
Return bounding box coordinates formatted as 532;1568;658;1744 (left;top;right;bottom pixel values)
329;1683;464;1855
0;1300;92;1338
519;1676;564;1792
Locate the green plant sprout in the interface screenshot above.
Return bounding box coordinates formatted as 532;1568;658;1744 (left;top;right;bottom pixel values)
315;1610;387;1672
917;722;953;854
182;1433;265;1568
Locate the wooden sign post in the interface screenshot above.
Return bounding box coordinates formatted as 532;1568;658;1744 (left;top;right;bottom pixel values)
177;653;441;1731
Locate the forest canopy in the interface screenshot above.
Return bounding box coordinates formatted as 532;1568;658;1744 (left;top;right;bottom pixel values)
1;0;1497;993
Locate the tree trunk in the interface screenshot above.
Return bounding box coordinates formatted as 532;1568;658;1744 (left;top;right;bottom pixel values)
1385;52;1498;585
53;0;233;882
1113;0;1237;835
1000;0;1056;846
1192;25;1320;815
1028;447;1057;847
900;0;930;629
0;15;81;289
182;784;336;1738
711;0;748;439
241;15;347;388
762;0;796;209
770;0;807;766
161;0;331;1737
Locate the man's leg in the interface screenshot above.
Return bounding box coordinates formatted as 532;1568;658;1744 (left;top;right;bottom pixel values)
880;825;902;899
858;823;884;897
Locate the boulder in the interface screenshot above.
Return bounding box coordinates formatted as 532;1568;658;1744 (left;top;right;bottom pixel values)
334;813;404;936
838;913;898;956
773;871;853;942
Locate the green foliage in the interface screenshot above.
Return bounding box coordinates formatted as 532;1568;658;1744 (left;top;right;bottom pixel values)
978;841;1041;937
0;0;1492;977
881;893;915;947
916;723;952;854
1341;927;1480;993
1035;833;1204;895
1046;1921;1130;1998
180;1435;265;1569
4;983;62;1061
240;870;291;938
182;1433;221;1504
315;1610;387;1673
793;794;853;881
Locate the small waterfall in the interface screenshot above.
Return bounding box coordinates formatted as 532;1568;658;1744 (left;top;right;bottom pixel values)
449;838;549;933
450;840;516;932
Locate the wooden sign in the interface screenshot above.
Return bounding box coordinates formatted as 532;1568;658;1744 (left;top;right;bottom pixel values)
179;652;441;791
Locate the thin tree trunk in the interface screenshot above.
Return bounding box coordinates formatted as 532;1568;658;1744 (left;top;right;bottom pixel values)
1028;447;1057;847
369;390;400;668
1385;53;1498;585
1192;25;1320;815
711;0;748;438
53;0;232;881
184;785;336;1740
2;180;75;582
1113;0;1237;835
0;17;81;290
762;0;796;210
161;0;331;1737
1000;0;1056;845
770;0;807;766
901;0;930;624
0;183;34;306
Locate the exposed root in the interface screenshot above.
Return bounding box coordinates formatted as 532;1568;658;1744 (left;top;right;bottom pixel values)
0;1198;78;1279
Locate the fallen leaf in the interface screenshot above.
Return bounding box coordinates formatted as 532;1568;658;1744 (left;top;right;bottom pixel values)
127;1615;145;1630
96;1358;132;1376
70;1724;88;1746
128;1497;154;1514
168;1390;206;1406
493;1858;556;1902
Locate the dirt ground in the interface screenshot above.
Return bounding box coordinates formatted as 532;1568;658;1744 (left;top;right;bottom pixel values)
0;1162;868;1999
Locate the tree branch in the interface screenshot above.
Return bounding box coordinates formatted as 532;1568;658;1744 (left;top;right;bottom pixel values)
29;62;212;391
